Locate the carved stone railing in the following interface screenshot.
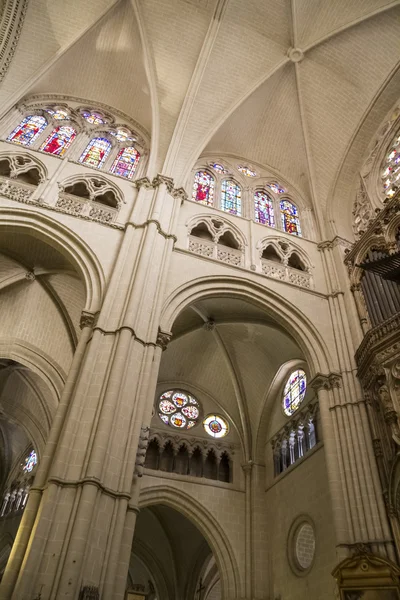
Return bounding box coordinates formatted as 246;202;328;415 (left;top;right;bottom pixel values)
188;235;244;267
261;258;313;289
0;175;35;202
56;192;117;224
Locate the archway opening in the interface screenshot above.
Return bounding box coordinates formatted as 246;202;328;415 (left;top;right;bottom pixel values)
129;505;221;600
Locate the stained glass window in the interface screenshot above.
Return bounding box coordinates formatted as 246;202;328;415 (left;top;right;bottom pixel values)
210;162;228;174
254;190;275;227
203;415;229;438
7;115;47;146
40;126;76;157
80;110;107;125
283;370;306;416
237;165;257;177
22;450;37;473
79;137;111;169
381;132;400;198
192;170;215;206
158;390;200;430
110;147;140;179
266;182;285;194
45;108;69;120
221;179;241;216
280;200;301;236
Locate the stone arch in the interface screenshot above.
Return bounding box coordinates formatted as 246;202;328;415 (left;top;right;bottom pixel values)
0;152;47;183
139;485;241;599
0;207;104;313
160;275;332;376
187;213;247;250
59;173;125;208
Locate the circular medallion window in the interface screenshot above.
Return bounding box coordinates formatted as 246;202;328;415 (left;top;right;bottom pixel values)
158;390;200;429
283;369;307;416
203;415;229;438
288;517;316;575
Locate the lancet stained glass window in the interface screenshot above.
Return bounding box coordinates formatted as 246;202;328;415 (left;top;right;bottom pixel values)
221;179;242;216
254;190;275;227
158;390;200;430
79;137;111;169
23;450;37;473
192;170;215;206
280;200;301;236
283;370;306;416
8;115;47;146
381;132;400;198
40;126;76;157
203;415;229;438
110;147;140;179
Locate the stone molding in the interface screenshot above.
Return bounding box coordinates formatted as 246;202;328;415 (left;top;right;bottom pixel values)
39;476;131;501
135;174;188;203
79;311;99;329
310;372;342;392
317;236;353;252
156;328;172;351
0;0;29;84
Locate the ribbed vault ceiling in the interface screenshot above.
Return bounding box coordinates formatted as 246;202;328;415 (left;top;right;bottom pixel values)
158;298;304;457
0;0;399;237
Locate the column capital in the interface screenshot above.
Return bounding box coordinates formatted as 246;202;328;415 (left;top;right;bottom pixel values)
80;310;99;329
156;328;172;351
310;372;342;392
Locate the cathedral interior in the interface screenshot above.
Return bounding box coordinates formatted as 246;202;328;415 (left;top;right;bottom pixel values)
0;0;400;599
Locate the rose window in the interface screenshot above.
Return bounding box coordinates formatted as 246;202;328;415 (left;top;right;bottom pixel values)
158;390;200;429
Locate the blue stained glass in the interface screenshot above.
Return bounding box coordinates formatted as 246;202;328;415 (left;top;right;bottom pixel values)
382;132;400;198
254;190;275;227
110;147;140;179
8;115;47;146
79;137;111;168
266;182;285;194
221;179;241;216
210;162;228;174
283;370;307;416
280;200;301;236
237;165;257;177
23;450;37;473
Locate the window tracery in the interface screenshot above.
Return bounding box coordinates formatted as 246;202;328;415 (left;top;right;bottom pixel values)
381;130;400;199
188;215;245;267
203;415;229;438
158;390;200;430
40;125;77;157
79;137;112;169
7;115;47;146
110;147;140;179
192;170;215;206
280;199;301;236
2;101;146;183
283;369;307;416
254;190;275;227
221;179;242;216
190;166;304;236
1;449;38;518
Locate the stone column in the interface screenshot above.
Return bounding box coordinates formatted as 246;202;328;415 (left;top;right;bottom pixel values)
1;176;184;600
311;373;395;562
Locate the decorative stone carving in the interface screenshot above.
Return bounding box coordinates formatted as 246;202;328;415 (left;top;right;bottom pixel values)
0;177;34;203
25;271;35;281
352;186;375;238
310;372;342;392
156;328;172;351
188;214;245;267
203;319;216;331
80;311;98;329
79;586;99;600
134;426;150;477
56;194;84;216
0;0;29;84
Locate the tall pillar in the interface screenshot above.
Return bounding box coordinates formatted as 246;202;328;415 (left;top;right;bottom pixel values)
0;175;185;600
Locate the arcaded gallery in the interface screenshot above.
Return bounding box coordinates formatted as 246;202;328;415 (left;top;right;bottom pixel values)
0;1;399;599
